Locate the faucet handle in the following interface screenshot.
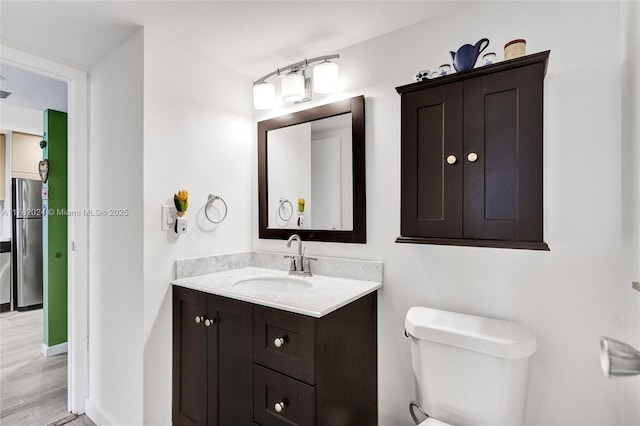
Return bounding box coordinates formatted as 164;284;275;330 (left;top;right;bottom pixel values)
302;256;317;275
284;255;296;272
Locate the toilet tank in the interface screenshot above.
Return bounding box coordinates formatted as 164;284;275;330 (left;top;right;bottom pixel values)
405;307;537;426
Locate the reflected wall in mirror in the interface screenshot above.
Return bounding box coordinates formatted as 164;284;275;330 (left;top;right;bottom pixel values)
267;113;353;231
258;95;365;243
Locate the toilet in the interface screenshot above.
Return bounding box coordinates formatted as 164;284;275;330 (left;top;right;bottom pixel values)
405;307;537;426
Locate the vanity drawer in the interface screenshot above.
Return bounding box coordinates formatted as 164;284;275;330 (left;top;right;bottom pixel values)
254;364;315;426
254;305;316;384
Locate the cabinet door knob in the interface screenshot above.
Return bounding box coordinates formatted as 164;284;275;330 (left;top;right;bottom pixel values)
274;337;286;348
274;401;286;413
467;152;478;162
446;154;457;165
204;318;216;327
194;316;203;324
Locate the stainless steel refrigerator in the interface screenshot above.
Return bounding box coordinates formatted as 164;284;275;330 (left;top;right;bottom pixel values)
12;178;43;310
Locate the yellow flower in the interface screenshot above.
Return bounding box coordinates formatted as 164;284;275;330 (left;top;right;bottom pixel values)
174;189;189;215
297;198;305;213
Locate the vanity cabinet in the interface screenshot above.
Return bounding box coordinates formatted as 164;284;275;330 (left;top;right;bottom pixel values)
396;51;550;250
173;286;378;426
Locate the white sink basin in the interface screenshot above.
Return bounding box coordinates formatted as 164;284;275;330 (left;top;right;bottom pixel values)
233;276;312;292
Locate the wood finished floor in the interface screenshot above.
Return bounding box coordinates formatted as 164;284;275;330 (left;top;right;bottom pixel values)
0;309;95;426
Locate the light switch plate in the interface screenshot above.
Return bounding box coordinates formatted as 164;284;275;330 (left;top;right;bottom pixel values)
162;205;177;230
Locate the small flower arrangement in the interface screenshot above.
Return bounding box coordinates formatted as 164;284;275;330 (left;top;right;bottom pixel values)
174;189;189;217
297;198;305;213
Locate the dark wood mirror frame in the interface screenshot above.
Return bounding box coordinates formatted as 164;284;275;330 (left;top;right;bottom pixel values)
258;95;366;243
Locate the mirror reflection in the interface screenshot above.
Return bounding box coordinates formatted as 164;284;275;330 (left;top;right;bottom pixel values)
267;113;353;231
258;95;365;243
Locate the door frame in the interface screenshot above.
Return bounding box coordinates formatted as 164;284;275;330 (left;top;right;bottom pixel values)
1;43;89;414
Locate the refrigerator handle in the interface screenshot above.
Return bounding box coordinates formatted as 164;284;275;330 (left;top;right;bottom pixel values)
22;179;27;213
22;218;27;256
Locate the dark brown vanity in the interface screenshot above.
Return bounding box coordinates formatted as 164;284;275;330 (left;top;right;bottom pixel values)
172;286;378;426
396;51;550;250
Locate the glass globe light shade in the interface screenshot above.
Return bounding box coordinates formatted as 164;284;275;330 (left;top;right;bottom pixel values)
313;60;339;94
281;70;305;102
253;81;275;110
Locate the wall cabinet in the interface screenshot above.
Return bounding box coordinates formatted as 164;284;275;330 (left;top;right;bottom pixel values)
173;286;378;426
396;51;550;250
11;132;42;181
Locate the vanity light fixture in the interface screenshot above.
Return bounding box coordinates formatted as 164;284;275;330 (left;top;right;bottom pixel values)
253;54;340;110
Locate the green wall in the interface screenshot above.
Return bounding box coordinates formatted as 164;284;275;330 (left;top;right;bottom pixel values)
43;109;68;347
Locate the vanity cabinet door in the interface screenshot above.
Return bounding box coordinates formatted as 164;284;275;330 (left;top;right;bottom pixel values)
173;287;208;426
173;288;253;426
207;295;253;426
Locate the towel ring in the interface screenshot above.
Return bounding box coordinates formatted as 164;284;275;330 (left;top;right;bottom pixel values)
205;194;228;224
278;198;293;221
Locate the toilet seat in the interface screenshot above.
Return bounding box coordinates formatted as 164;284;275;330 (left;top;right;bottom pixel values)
418;417;453;426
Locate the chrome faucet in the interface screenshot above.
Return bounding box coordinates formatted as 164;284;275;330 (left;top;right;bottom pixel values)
285;234;316;276
287;234;302;255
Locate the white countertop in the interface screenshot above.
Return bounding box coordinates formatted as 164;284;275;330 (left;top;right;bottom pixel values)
172;266;382;318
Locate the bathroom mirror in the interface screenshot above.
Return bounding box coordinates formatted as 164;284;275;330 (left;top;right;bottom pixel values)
258;95;365;243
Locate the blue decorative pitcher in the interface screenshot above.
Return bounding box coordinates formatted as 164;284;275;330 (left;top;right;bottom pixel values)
450;38;490;72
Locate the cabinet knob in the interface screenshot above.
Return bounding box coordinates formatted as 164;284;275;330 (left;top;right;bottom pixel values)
274;401;286;413
194;316;203;324
204;318;216;327
446;154;457;165
467;152;478;162
274;337;286;348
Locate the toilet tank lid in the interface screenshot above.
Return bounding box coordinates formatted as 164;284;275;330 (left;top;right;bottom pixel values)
405;307;537;359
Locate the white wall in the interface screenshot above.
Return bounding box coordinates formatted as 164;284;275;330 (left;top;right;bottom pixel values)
253;2;633;425
88;29;144;425
0;104;42;135
141;27;253;425
620;1;640;424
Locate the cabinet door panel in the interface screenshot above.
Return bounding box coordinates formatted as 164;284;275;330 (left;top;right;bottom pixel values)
208;294;253;426
173;287;208;426
401;83;463;238
464;64;544;241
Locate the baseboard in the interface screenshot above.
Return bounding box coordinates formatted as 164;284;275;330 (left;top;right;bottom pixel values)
41;341;68;357
85;399;114;426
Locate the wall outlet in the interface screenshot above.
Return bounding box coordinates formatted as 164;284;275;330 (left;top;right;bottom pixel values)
161;205;177;230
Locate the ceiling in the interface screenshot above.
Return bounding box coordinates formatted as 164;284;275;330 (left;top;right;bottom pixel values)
0;1;464;112
0;60;68;112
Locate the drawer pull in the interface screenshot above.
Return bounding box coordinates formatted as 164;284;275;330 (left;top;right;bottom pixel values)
274;401;286;413
204;318;216;327
467;152;478;162
274;337;287;348
446;154;457;165
194;316;203;324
